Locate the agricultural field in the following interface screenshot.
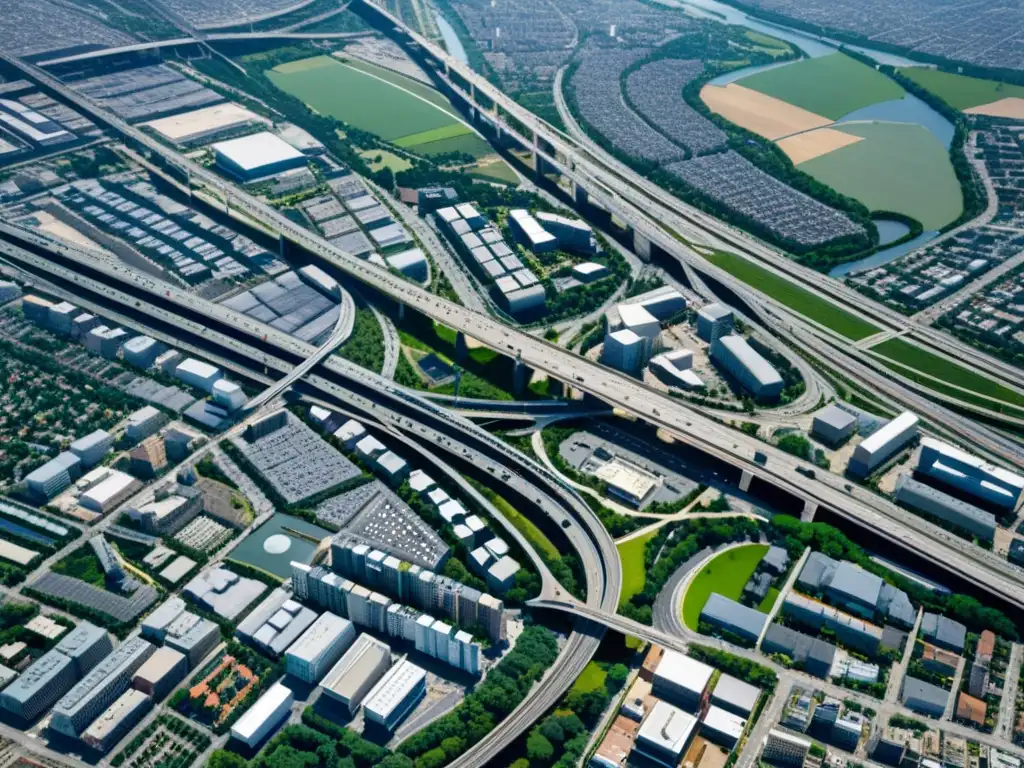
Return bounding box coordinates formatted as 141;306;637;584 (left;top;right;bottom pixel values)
795;122;963;230
267;55;492;157
900;68;1024;115
736;53;904;120
682;544;768;630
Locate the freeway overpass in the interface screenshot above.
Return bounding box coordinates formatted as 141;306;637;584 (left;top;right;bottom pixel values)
6;54;1024;608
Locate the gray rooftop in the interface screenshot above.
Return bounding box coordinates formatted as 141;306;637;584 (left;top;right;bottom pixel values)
921;613;966;652
829;561;884;608
814;403;857;431
700;593;768;639
901;676;949;710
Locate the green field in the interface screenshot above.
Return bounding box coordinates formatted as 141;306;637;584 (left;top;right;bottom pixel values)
739;53;904;119
682;544;768;631
870;338;1024;408
268;55;491;156
617;529;659;610
797;122;962;230
900;68;1024;111
758;587;780;613
703;250;880;340
359;149;413;173
570;661;607;695
473;158;520;184
487;492;560;561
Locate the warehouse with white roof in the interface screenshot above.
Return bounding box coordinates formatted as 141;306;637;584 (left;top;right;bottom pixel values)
319;634;391;713
213;131;307;181
285;612;355;684
651;648;714;712
362;659;426;730
848;411;919;477
710;334;783;398
231;681;293;747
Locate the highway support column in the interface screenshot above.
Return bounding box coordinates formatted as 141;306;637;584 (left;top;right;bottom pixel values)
513;360;531;397
633;230;652;262
801;501;817;522
455;330;468;363
739;469;753;493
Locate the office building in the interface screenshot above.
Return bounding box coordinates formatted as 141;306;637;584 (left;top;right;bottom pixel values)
696;303;734;343
86;326;128;359
762;625;836;678
895;475;996;541
486;556;520;593
0;650;76;721
48;302;77;335
508;209;557;252
132;646;187;700
618;303;661;346
478;593;506;642
22;295;52;323
81;688;151;752
535;211;596;253
699;593;768;644
214;132;306;181
50;637;155;737
363;659;426;730
133;485;203;535
603;329;645;373
72;313;100;340
763;729;811;766
69;429;113;468
812;404;858;447
917;437;1024;512
711;334;783;398
231;682;293;747
848;411;919;477
635;700;697;768
651;648;714;712
129;437;168;479
701;706;745;750
285;613;355;684
25;453;79;499
782;592;883;655
319;634;392;713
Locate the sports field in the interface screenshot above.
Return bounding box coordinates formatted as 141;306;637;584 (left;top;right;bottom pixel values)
703;250;880;340
682;544;767;631
268;55;492;157
739;53;904;120
870;338;1024;408
900;68;1024;112
796;122;962;230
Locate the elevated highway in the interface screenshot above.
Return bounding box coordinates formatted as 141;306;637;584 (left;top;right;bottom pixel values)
4;53;1024;604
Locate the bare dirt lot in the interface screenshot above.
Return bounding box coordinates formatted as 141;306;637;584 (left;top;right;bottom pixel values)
777;126;863;164
964;97;1024;119
700;83;832;140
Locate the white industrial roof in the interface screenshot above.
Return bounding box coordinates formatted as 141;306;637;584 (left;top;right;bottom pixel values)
608;328;643;346
715;335;782;387
711;674;760;714
859;411;919;455
363;659;425;720
213;131;304;172
619;303;658;329
176;357;220;379
702;705;746;739
287;612;351;663
638;700;697;753
231;681;292;740
654;648;714;694
921;437;1024;490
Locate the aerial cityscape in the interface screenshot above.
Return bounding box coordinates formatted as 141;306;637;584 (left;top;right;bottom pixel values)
0;0;1020;768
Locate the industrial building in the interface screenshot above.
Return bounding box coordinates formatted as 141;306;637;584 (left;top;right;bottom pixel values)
649;349;703;389
921;613;967;654
125;406;164;443
174;358;224;394
319;634;392;713
143;102;266;146
916;437;1024;511
80;688;151;752
811;403;858;447
213;131;307;181
635;700;696;767
0;99;72;146
386;248;429;283
285;613;356;684
763;728;811;766
699;593;769;644
231;682;293;747
711;674;760;718
363;659;426;730
508;209;557;252
212;379;246;412
901;676;949;717
710;334;783;398
895;475;997;541
69;430;113;468
49;637;155;737
236;589;318;657
603;329;646;373
848;411;920;477
696;303;734;342
571;262;608;282
701;705;746;749
131;647;187;700
122;336;166;369
782;592;883;656
762;625;836;678
183;566;266;620
77;468;139;514
796;552;915;628
535;211;596;253
651;648;714;712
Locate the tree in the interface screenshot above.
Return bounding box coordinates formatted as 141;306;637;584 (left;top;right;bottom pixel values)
538;718;565;744
526;731;555;764
414;748;447;768
378;758;414;768
606;663;629;690
207;752;248;768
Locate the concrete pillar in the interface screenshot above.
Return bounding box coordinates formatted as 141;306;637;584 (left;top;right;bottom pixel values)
470;81;475;102
547;377;564;398
801;501;818;522
278;233;288;259
739;469;753;493
224;192;230;216
633;230;652;262
573;182;589;209
454;330;468;363
513;360;531;397
398;302;406;322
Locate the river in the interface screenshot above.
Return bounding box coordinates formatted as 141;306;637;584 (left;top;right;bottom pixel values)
433;9;469;65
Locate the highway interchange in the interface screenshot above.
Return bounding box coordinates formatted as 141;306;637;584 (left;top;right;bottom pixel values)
1;19;1023;767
